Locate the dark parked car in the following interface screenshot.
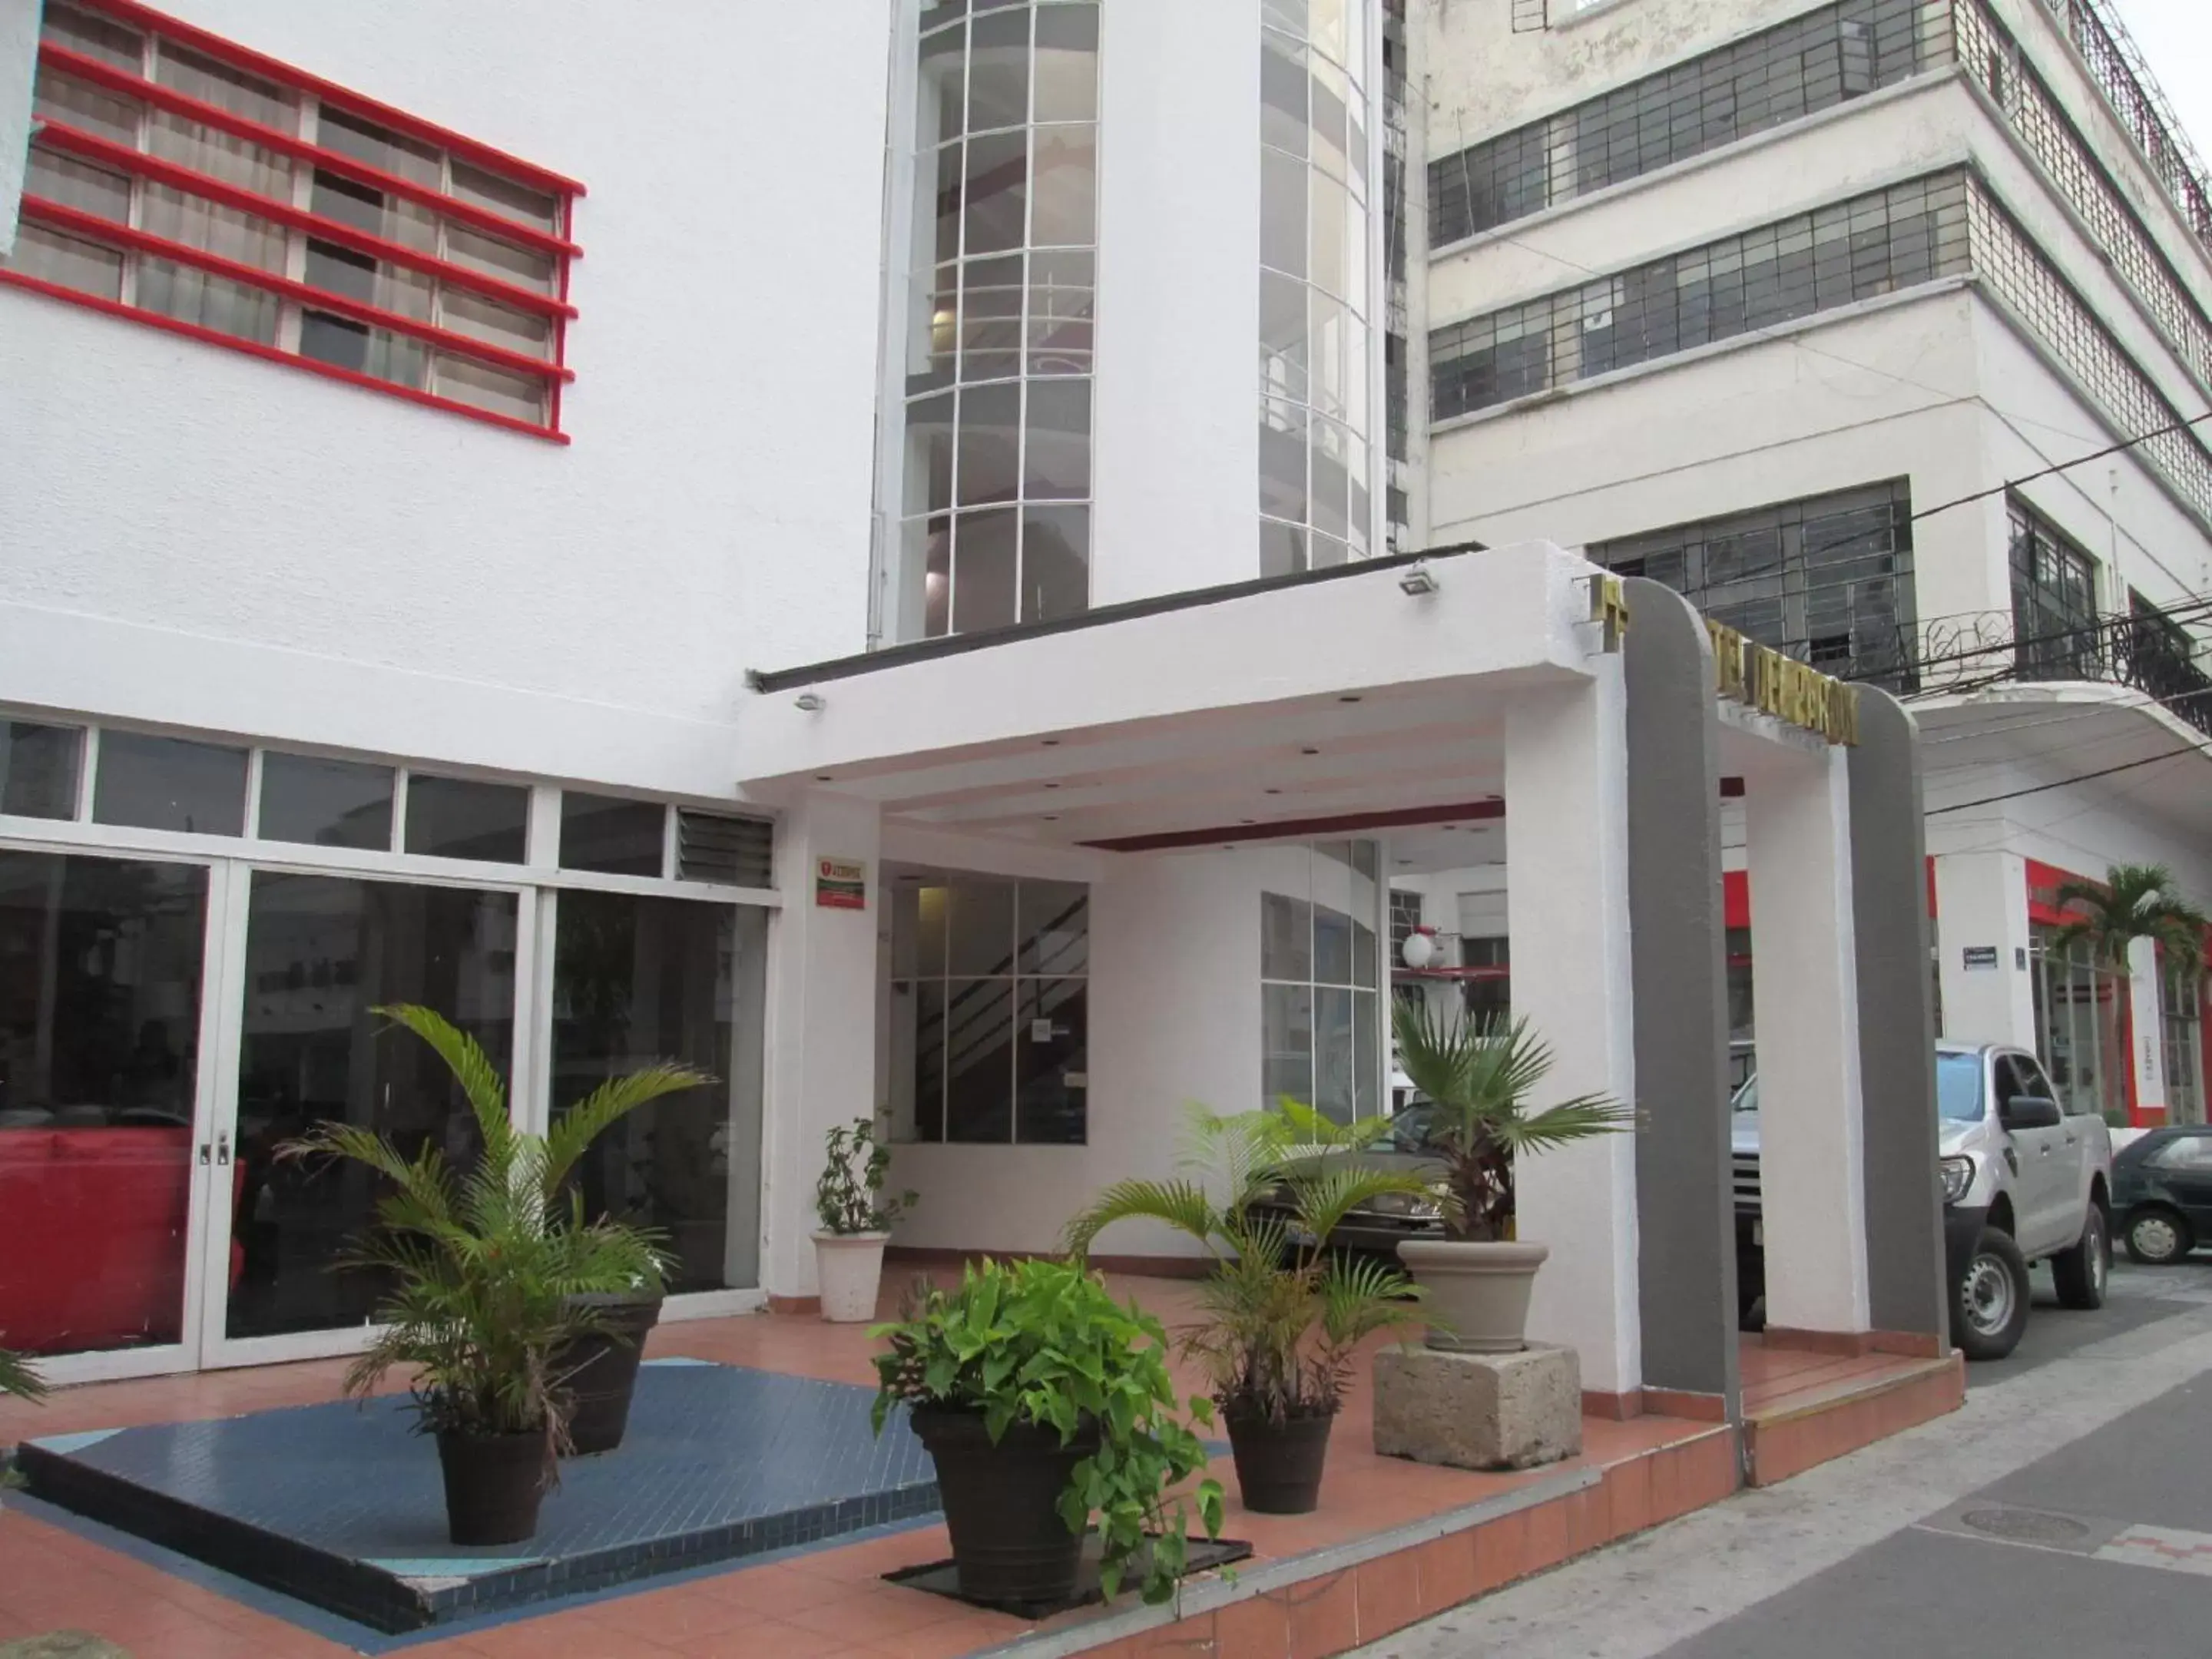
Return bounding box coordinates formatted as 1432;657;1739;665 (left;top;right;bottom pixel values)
1247;1098;1447;1255
2113;1126;2212;1264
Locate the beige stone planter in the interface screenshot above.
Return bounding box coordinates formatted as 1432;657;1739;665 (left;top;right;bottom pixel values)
1396;1239;1549;1353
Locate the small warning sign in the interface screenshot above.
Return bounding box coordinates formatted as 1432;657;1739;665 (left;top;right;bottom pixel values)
816;858;867;910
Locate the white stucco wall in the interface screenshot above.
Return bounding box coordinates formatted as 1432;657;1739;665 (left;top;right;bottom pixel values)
1089;0;1263;604
0;0;892;801
0;0;34;257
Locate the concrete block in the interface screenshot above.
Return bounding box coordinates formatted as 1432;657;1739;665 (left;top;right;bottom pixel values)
1373;1341;1583;1472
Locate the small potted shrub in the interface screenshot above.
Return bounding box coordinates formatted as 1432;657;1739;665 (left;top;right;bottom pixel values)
814;1118;915;1323
1065;1101;1432;1514
871;1257;1223;1607
1391;1002;1633;1352
282;1005;710;1543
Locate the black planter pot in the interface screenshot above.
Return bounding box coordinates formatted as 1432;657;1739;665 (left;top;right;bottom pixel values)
436;1428;551;1545
910;1407;1098;1606
1224;1405;1335;1515
553;1292;664;1456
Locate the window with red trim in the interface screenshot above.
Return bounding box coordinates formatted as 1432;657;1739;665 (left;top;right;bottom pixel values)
2;0;581;439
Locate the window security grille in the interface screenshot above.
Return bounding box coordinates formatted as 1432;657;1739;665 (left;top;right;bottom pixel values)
1593;481;1917;691
675;810;774;889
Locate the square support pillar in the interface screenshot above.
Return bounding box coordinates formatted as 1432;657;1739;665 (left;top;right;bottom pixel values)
2129;935;2168;1124
1505;668;1640;1397
761;790;882;1306
1622;579;1737;1409
1746;745;1870;1338
1932;850;2037;1048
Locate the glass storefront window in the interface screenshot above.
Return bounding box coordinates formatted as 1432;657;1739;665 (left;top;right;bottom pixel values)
229;872;518;1339
0;850;208;1356
93;731;247;836
402;773;528;863
2031;925;2130;1125
0;721;83;820
1260;839;1380;1120
2162;969;2205;1126
887;871;1089;1144
551;892;765;1292
257;753;394;850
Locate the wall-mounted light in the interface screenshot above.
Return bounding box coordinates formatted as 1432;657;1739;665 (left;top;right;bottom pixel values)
1398;561;1439;597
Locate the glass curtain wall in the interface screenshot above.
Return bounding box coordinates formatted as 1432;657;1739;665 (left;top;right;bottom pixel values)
1261;840;1381;1119
892;1;1099;641
1261;0;1374;577
0;851;208;1356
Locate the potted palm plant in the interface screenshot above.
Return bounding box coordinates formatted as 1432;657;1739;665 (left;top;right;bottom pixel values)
280;1005;711;1544
870;1257;1222;1608
814;1117;916;1323
1063;1101;1431;1515
1389;1001;1634;1353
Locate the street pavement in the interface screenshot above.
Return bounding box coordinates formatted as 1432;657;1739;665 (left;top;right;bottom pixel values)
1350;1257;2212;1659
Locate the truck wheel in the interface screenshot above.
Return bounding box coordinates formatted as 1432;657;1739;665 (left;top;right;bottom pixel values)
2051;1202;2110;1310
2125;1207;2193;1266
1954;1228;2031;1361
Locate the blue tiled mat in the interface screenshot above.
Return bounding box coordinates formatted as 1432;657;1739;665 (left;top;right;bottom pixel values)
15;1362;937;1634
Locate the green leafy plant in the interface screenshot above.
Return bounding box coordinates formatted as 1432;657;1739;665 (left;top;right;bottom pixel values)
1063;1100;1432;1426
816;1117;916;1236
1391;1002;1634;1242
278;1005;711;1457
870;1257;1224;1604
2052;863;2208;982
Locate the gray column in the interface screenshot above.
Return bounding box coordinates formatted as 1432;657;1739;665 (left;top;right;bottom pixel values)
1850;689;1947;1343
1623;579;1738;1406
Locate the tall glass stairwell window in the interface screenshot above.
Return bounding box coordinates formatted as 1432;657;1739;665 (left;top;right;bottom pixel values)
883;2;1099;643
1262;0;1376;577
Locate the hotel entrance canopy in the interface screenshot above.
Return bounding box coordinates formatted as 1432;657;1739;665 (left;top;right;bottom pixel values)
737;541;1945;1424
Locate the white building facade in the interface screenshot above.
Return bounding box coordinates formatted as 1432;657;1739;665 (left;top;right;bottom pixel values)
0;0;1434;1382
1406;0;2212;1127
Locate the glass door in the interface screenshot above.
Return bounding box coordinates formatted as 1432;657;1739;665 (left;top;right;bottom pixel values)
0;847;226;1382
197;867;523;1367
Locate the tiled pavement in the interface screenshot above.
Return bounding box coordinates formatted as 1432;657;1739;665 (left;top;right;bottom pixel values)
0;1280;1945;1659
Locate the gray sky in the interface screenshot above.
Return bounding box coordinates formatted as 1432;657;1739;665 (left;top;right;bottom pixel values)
2110;0;2212;164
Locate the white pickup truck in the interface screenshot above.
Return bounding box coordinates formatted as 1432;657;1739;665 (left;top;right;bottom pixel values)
1733;1040;2114;1361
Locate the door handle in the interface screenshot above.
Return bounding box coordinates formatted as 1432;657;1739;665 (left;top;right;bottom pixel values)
216;1134;231;1167
197;1142;211;1167
2038;1144;2052;1156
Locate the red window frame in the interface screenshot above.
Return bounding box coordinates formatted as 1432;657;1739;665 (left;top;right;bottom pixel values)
4;0;583;441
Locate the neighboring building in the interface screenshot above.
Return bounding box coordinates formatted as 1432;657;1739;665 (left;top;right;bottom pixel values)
1404;0;2212;1125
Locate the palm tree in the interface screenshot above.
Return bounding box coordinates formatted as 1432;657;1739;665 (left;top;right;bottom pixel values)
2051;863;2209;984
0;1348;47;1404
1390;1001;1634;1243
279;1004;712;1452
1062;1100;1432;1426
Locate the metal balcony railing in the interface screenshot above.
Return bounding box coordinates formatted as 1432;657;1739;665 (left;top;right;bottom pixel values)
2040;0;2212;247
1873;605;2212;737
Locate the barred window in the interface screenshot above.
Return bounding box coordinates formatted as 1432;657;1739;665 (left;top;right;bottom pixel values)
1430;171;1970;420
1966;184;2212;526
1429;0;1945;247
1958;0;2212;400
1592;481;1918;689
5;0;578;438
2007;497;2100;678
2128;592;2212;710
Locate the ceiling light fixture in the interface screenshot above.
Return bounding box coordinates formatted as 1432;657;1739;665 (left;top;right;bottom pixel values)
794;692;826;713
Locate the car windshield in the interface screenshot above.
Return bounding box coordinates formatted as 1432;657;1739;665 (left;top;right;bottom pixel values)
1936;1051;1984;1121
1379;1100;1443;1152
1733;1051;1984;1121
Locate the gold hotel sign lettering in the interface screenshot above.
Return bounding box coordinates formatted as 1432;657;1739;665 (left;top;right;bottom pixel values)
1706;619;1859;746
